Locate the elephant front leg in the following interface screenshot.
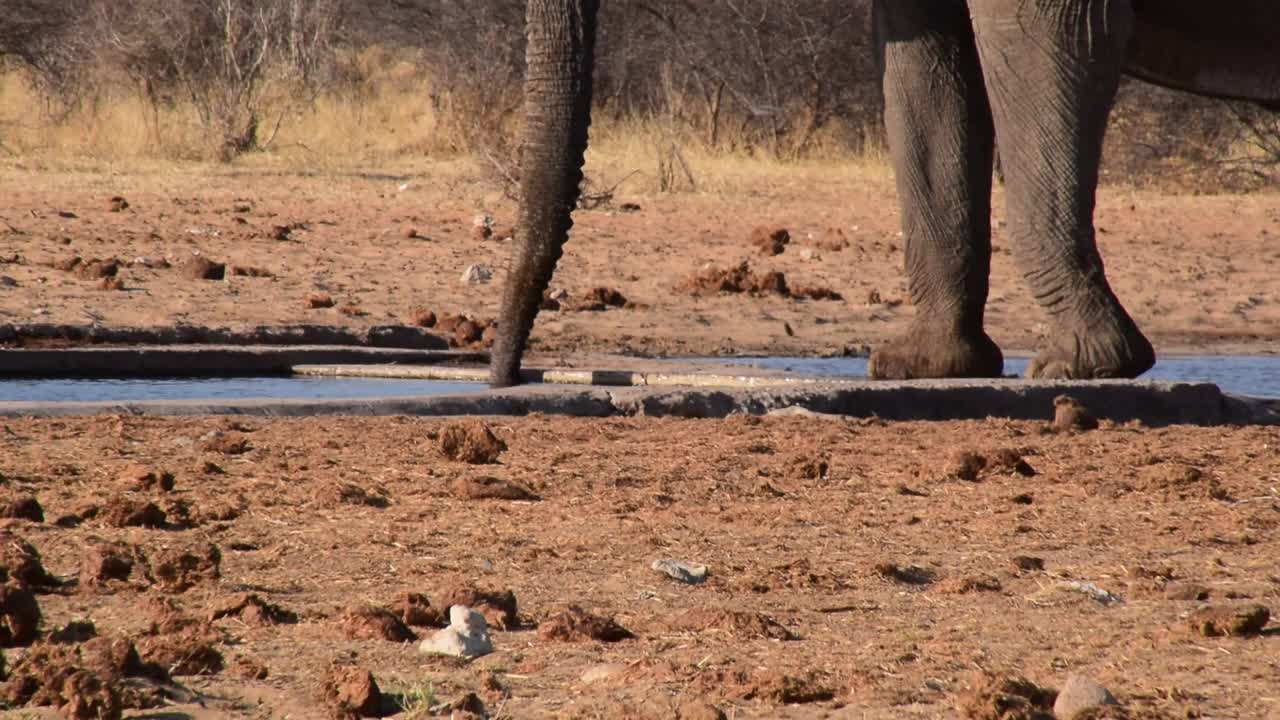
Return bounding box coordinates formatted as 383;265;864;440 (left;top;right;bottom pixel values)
868;0;1004;380
971;0;1154;379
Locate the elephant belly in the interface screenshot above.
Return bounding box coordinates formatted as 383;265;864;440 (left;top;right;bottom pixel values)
1126;0;1280;102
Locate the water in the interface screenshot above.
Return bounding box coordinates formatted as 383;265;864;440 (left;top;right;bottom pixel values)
0;376;482;404
3;355;1277;403
699;355;1280;399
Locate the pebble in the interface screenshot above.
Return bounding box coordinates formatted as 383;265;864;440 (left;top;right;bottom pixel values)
419;605;493;659
651;558;709;585
579;663;627;684
1053;674;1117;719
0;276;16;288
461;264;493;284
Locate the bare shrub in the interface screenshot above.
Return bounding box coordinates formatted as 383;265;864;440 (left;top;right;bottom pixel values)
86;0;346;161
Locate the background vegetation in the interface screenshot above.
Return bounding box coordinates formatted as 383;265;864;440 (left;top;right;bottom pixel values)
0;0;1275;191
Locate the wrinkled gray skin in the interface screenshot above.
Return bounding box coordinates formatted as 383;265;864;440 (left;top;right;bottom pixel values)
490;0;1279;387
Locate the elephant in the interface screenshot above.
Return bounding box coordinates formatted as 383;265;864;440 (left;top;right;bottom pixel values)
489;0;1279;387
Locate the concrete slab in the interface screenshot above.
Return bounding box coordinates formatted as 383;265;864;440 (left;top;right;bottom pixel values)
0;346;485;377
1;378;1274;426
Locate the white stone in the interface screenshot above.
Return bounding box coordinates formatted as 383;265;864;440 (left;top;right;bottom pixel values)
652;558;709;585
1054;674;1118;719
419;605;493;659
461;264;493;284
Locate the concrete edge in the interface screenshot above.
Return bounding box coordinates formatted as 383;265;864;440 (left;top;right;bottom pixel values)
1;379;1273;426
0;347;486;377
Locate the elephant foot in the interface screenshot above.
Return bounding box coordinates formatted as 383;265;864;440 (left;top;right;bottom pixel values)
1027;314;1154;379
868;325;1004;380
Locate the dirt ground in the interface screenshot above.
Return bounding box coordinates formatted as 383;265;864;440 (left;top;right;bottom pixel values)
1;165;1278;359
0;166;1278;718
0;414;1276;718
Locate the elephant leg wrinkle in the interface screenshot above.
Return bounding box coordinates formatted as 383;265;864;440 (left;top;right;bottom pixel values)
970;0;1154;379
868;0;1003;380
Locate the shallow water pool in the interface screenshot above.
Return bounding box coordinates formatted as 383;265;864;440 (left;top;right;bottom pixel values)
0;376;482;403
701;355;1280;399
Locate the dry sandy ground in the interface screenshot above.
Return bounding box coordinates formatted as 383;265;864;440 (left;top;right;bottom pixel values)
0;165;1277;359
0;415;1276;718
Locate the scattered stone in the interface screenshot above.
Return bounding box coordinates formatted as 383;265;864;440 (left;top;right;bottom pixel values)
230;654;270;680
437;422;506;464
751;226;791;256
0;494;43;522
118;465;175;492
461;264;493;284
322;666;383;719
419;605;493;659
651;558;709;585
537;605;634;643
341;605;416;642
433;583;519;630
208;593;298;625
662;608;794;640
580;663;628;684
146;544;221;593
1054;675;1118;719
1053;395;1099;432
393;592;444;628
874;562;936;586
180;256;225;281
100;497;167;528
1187;604;1270;637
307;293;337;309
107;196;130;212
0;582;41;646
448;476;539;501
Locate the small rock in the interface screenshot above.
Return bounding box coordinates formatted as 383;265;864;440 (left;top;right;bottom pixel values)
580;663;628;684
461;264;493;284
1054;674;1118;719
652;558;709;585
0;276;17;288
1188;604;1270;637
106;196;129;212
1053;395;1098;432
419;605;493;659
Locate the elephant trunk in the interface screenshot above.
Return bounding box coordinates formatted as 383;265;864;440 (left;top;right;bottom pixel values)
489;0;599;388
